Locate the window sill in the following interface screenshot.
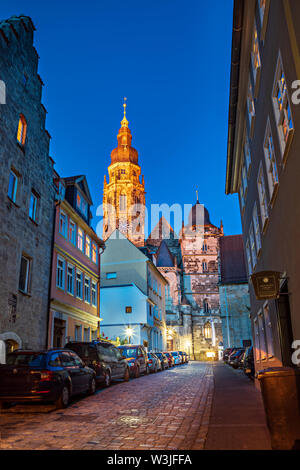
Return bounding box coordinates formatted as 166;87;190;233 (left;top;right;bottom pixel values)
7;196;20;208
19;289;31;297
29;216;39;226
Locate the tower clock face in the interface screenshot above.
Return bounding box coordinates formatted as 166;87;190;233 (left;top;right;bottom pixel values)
119;220;129;233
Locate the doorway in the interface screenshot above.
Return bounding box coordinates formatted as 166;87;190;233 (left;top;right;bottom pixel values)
53;318;66;348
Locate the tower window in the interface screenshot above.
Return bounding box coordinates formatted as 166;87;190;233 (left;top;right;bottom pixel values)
17;114;27;145
119;194;126;211
204;322;212;339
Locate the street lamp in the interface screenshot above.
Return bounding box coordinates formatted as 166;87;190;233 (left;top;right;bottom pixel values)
125;326;133;344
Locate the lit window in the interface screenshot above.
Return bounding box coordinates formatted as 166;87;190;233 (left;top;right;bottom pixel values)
92;243;97;264
84;276;90;303
85;235;91;258
204;322;212;339
264;303;275;358
92;281;97;307
56;257;65;290
67;265;74;295
272;58;294;158
29;192;38;222
253;203;262;253
264;120;278;198
69;220;76;245
19;255;30;293
251;23;261;85
76;192;88;218
59;210;67;237
257;164;268;227
17;114;27;145
76;271;82;299
77;227;84;251
8;170;18;202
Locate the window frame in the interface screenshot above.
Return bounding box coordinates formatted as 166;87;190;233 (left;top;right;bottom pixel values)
17;114;27;146
76;270;83;299
19;254;31;294
56;256;65;290
8;169;19;203
263;118;279;204
257;163;269;231
29;191;39;223
59;210;67;238
67;264;75;295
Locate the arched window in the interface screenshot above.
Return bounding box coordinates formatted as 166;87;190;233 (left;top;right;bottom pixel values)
204;322;212;339
202;260;208;272
17;114;27;145
203;299;209;313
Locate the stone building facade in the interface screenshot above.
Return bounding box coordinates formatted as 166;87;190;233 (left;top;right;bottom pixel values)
0;16;55;362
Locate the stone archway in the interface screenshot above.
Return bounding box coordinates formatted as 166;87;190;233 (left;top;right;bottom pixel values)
0;332;22;364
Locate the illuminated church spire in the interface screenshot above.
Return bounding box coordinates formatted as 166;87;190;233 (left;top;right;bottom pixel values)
102;99;145;247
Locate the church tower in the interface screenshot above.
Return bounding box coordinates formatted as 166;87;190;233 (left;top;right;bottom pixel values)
102;99;145;247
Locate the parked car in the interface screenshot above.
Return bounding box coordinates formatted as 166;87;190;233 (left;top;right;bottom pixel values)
224;347;240;363
65;340;129;387
118;345;149;378
155;352;169;370
163;352;175;368
182;352;189;363
147;352;161;373
171;351;181;365
178;351;185;364
243;346;255;380
0;349;96;410
228;348;245;368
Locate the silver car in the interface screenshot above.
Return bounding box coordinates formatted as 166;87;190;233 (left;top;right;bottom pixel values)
147;352;162;373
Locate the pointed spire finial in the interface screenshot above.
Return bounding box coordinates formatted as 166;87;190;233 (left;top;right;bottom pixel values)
196;189;199;203
121;97;129;128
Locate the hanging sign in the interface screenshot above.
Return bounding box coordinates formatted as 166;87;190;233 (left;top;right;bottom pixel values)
251;271;281;300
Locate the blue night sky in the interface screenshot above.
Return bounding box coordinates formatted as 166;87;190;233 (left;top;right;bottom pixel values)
2;0;241;236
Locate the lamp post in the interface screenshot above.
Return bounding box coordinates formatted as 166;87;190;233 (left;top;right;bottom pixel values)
125;326;133;345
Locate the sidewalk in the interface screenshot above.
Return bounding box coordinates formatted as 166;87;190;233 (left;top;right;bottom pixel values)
204;362;272;450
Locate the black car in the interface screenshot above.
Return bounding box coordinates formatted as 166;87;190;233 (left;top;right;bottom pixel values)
243;346;255;380
65;341;130;387
155;352;169;370
0;349;96;410
224;347;240;363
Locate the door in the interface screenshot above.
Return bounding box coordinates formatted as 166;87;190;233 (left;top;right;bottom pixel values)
138;347;146;372
276;281;294;367
53;318;66;348
113;347;125;378
60;352;83;394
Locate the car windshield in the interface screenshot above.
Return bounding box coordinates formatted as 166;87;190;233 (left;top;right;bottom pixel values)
119;348;137;358
171;352;178;356
6;353;46;367
156;353;162;358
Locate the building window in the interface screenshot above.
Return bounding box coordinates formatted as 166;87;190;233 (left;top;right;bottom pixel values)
29;191;38;222
257;164;269;228
119;194;126;211
76;271;82;299
264;120;279;199
258;0;269;39
92;243;97;264
84;327;90;342
204;322;212;339
241;160;248;198
56;257;65;290
273;57;294;158
59;210;67;238
92;281;97;307
202;243;208;252
263;303;275;358
251;22;261;86
19;255;31;293
106;272;117;280
77;227;84;252
67;264;74;295
249;223;257;268
121;169;126;174
76;192;88;218
203;299;209;313
253;203;262;253
84;276;90;303
125;306;132;313
85;235;91;258
258;311;267;360
259;0;266;25
246;239;252;276
239;183;245;211
244;133;251;173
69;220;76;245
202;261;208;272
8;170;18;203
247;80;256;136
75;325;82;341
17;114;27;145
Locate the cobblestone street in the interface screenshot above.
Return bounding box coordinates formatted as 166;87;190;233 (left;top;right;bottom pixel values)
0;362;213;450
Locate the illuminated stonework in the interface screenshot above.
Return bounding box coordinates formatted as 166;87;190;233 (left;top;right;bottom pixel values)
102;100;145;247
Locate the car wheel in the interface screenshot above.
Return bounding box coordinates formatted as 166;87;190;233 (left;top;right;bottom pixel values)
124;367;130;382
103;370;111;387
87;376;96;395
55;385;70;409
135;366;140;378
